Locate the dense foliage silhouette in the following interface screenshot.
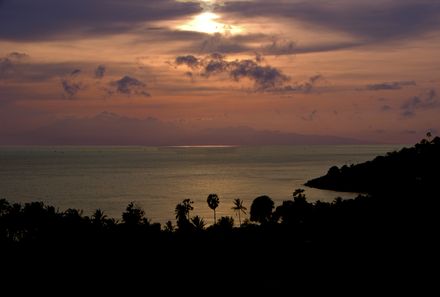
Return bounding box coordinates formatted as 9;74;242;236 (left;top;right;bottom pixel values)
305;136;440;195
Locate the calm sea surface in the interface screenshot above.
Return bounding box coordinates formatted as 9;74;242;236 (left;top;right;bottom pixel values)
0;145;404;225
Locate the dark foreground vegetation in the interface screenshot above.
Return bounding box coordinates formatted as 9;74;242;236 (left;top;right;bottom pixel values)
306;135;440;194
1;137;438;294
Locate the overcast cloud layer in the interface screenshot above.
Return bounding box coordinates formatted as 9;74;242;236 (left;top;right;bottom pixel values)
0;0;200;40
220;0;440;42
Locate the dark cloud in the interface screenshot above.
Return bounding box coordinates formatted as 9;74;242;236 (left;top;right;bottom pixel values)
174;53;289;91
196;33;253;54
401;89;439;117
61;79;83;99
274;74;323;93
179;32;358;56
171;26;366;56
71;69;81;76
174;53;324;93
175;55;200;69
229;59;289;91
259;36;363;55
108;75;150;97
95;65;106;79
367;81;416;91
381;105;392;111
0;52;29;78
60;69;85;99
0;0;201;41
261;38;297;55
220;0;440;43
201;53;229;77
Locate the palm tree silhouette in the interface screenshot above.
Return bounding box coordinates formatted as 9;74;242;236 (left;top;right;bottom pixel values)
191;215;206;231
207;194;220;224
231;198;247;227
175;199;194;227
182;199;194;220
91;209;107;226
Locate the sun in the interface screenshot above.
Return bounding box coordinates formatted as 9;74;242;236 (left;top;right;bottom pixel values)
178;11;243;35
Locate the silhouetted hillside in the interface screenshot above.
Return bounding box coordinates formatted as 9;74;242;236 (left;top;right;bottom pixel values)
305;136;440;194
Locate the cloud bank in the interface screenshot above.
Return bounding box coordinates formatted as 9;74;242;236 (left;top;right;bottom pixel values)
0;0;200;41
175;53;289;91
401;89;439;117
220;0;440;44
367;81;416;91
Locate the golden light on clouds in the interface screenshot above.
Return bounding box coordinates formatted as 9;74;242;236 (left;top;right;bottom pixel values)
178;11;243;34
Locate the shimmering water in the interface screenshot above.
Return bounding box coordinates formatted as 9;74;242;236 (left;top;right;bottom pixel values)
0;145;403;225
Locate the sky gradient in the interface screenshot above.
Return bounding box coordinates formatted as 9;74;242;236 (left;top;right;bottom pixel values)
1;0;439;144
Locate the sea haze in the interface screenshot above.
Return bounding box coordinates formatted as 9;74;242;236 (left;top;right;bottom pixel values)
0;145;403;225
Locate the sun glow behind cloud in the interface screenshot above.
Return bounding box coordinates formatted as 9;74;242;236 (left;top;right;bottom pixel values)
177;0;243;35
178;11;243;34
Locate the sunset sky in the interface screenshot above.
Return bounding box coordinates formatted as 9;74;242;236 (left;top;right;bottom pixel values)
1;0;439;144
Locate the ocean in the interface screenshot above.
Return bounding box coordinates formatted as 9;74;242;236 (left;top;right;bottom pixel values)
0;145;403;225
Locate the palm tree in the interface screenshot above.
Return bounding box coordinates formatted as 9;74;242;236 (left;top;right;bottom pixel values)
207;194;220;224
191;216;206;231
231;198;247;227
175;199;194;228
182;199;194;220
91;209;107;226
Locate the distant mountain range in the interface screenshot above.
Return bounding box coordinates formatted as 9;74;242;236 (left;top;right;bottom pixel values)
3;112;366;145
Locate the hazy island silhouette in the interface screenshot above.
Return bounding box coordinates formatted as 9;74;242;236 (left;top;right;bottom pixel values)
1;136;437;294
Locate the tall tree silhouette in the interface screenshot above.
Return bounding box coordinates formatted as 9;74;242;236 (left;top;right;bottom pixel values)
175;199;194;229
250;195;274;224
231;198;247;226
207;194;220;224
122;202;145;226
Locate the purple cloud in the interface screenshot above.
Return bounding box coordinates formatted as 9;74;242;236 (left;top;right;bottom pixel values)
108;76;150;97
